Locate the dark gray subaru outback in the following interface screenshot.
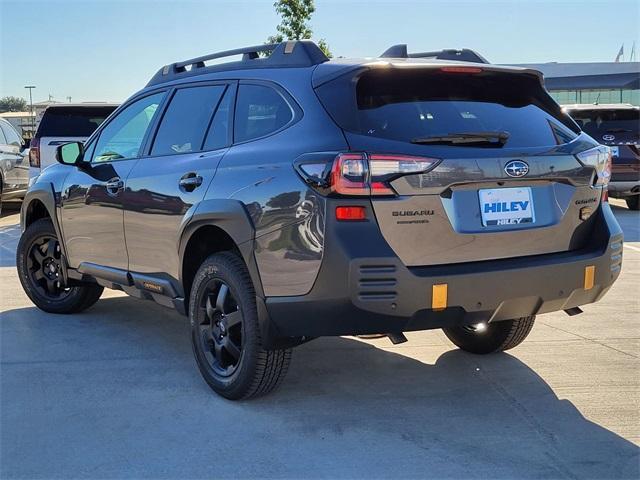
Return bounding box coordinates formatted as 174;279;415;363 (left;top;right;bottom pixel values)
17;41;622;399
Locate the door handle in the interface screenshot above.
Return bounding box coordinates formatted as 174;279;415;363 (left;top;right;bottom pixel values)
179;173;203;192
105;177;124;195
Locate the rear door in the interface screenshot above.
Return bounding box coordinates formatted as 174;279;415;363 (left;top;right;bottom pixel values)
316;67;600;266
60;93;166;270
36;106;116;170
123;82;235;280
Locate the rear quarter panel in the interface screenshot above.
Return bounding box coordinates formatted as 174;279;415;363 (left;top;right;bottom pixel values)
204;70;348;296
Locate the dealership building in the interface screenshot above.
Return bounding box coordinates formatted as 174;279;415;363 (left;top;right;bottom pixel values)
516;61;640;106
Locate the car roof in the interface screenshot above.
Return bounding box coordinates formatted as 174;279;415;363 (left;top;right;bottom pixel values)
145;40;544;90
563;103;639;110
44;103;119;109
562;103;639;111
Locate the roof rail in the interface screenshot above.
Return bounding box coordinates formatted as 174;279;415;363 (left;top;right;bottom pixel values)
147;40;329;87
380;44;489;64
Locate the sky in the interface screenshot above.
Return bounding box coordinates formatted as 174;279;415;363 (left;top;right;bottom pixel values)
1;0;639;104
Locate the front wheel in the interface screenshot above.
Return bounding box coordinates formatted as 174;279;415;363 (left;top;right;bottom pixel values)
189;251;291;400
16;218;103;314
625;196;639;211
443;316;535;354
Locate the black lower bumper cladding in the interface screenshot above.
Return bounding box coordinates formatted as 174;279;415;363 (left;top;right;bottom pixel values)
265;203;623;338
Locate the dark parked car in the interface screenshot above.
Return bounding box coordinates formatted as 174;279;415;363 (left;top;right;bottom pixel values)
17;41;622;399
563;103;640;210
0;117;29;209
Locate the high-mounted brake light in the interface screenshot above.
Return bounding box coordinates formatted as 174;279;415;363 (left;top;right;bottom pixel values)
329;152;440;196
439;66;483;74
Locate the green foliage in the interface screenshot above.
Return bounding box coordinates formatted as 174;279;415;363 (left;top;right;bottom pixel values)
266;0;332;58
0;96;28;113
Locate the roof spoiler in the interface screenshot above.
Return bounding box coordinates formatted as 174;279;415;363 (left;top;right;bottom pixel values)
380;45;489;64
147;40;329;86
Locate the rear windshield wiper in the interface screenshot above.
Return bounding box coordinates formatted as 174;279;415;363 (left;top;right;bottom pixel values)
411;131;510;147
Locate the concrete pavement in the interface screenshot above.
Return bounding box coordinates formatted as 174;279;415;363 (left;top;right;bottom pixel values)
1;201;638;479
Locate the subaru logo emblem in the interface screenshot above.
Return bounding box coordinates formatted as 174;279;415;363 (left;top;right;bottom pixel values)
602;134;615;142
504;160;529;178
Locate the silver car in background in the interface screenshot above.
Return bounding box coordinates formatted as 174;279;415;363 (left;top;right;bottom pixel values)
0;117;28;209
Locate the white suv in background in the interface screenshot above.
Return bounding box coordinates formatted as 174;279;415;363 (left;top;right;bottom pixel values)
29;103;118;179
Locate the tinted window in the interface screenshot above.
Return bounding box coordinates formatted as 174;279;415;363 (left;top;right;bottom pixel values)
92;93;164;163
569;109;640;142
151;85;225;156
234;84;292;142
36;106;116;137
317;69;579;148
203;86;233;150
1;122;22;145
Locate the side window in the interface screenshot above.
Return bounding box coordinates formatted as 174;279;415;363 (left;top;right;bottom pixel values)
234;84;293;143
92;92;164;163
1;123;22;146
203;86;234;151
0;125;7;145
151;85;225;156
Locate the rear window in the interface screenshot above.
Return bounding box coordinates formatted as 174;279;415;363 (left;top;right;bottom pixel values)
317;69;579;148
37;106;117;137
568;109;640;141
234;84;293;143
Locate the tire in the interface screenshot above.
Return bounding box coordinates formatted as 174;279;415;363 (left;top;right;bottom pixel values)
443;316;535;354
16;218;103;314
625;196;639;211
189;251;291;400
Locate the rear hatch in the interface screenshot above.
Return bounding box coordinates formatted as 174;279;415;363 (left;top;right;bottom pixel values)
567;106;640;183
33;105;116;171
315;64;605;266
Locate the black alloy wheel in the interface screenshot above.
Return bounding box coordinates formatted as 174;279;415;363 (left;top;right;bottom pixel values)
25;234;70;300
196;279;244;377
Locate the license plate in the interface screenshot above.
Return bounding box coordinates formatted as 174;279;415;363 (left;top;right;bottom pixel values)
479;187;535;226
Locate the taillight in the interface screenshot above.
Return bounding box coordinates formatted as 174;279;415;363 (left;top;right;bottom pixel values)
29;137;40;168
326;152;440;196
576;145;611;187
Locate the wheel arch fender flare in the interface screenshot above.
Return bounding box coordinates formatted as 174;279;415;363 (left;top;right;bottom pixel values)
178;198;264;296
20;182;71;283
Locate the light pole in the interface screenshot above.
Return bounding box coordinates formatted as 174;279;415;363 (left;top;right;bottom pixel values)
24;85;35;134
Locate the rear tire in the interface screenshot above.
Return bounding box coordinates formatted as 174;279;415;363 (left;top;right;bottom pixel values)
16;218;103;314
189;251;291;400
443;316;535;354
625;196;639;211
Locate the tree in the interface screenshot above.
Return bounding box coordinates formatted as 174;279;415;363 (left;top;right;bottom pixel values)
266;0;332;58
0;96;28;113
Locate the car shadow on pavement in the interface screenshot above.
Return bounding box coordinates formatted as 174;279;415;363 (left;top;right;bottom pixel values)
1;296;638;479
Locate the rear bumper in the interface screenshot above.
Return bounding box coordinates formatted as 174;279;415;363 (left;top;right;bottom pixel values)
265;202;623;338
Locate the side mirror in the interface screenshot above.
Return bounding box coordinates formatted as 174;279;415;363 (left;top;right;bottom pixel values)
56;142;85;166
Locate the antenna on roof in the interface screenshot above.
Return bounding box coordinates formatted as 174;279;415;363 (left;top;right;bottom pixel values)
380;44;489;64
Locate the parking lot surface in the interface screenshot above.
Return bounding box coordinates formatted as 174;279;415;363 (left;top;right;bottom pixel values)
1;201;639;479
